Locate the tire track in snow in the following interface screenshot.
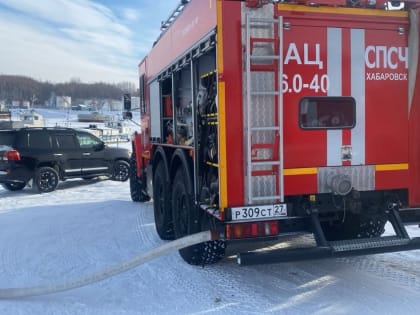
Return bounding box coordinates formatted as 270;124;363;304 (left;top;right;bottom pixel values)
335;224;420;293
37;207;85;281
0;243;24;277
0;210;53;287
134;202;160;249
337;252;420;292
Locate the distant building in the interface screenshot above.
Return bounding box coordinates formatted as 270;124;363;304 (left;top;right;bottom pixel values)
47;92;56;108
10;100;30;108
56;96;71;109
131;96;140;110
88;99;99;111
110;100;123;111
22;101;30;109
0;102;11;121
0;101;7;111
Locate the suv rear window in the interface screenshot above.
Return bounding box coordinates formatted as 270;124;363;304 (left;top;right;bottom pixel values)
0;131;16;146
16;130;51;149
299;96;356;129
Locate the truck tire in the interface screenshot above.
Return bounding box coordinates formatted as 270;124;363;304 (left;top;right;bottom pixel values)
322;212;387;241
2;182;26;191
172;167;225;265
129;153;150;202
34;166;59;193
112;160;130;182
153;162;174;240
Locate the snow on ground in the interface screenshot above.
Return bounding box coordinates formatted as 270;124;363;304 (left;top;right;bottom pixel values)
0;109;420;314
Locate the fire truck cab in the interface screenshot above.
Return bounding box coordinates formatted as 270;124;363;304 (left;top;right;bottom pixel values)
129;0;420;265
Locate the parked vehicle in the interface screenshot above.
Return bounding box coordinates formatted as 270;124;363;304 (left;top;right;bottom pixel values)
77;111;112;123
0;127;130;193
128;0;420;265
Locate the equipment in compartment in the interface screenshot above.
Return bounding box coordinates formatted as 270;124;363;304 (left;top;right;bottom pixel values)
198;71;219;207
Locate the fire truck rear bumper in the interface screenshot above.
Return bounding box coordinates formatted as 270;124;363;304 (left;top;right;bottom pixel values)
237;235;420;265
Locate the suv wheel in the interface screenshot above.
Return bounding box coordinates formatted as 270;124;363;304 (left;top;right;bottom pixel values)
112;160;130;182
2;182;26;191
34;166;59;193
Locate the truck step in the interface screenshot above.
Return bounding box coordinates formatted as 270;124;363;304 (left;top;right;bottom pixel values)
237;236;420;265
329;236;410;252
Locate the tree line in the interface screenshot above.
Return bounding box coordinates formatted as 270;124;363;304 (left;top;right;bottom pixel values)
0;75;137;105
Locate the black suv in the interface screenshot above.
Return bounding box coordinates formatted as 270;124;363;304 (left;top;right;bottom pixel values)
0;127;131;193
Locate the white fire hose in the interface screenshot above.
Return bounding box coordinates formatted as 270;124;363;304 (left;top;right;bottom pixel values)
0;231;213;299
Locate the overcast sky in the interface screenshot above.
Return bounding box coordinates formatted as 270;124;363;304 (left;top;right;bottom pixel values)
0;0;180;85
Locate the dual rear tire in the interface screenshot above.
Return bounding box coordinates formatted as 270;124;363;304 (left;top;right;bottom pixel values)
170;167;225;265
153;162;174;240
152;161;225;265
129;153;150;202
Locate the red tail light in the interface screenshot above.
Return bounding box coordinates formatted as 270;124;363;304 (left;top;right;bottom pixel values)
3;150;21;161
226;221;279;240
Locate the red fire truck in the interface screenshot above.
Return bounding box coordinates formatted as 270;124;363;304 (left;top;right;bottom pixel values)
128;0;420;265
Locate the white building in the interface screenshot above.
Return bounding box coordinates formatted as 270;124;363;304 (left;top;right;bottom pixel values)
131;96;140;110
107;100;123;111
21;101;30;109
56;96;71;109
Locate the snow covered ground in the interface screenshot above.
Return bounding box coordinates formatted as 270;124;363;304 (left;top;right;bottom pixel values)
1;109;420;314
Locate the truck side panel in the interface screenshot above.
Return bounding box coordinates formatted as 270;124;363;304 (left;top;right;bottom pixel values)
147;0;217;79
217;1;244;208
409;7;420;207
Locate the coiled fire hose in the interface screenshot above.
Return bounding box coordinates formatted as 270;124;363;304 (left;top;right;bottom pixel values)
0;230;214;299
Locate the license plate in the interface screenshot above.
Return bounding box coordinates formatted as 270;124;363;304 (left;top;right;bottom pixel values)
229;204;287;221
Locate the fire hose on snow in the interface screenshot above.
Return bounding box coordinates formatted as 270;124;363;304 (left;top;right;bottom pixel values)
0;231;214;299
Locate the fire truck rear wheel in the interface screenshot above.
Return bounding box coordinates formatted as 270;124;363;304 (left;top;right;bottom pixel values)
129;153;150;202
153;162;174;240
322;212;387;241
172;167;225;265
